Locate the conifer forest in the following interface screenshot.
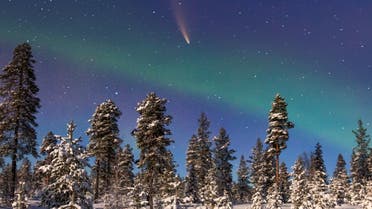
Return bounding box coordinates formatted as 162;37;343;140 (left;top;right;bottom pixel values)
0;43;370;209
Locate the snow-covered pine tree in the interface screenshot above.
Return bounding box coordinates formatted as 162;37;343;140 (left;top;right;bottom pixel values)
361;179;372;209
161;172;182;209
185;135;199;203
308;169;334;209
200;162;219;208
249;139;267;209
194;113;213;198
39;122;92;209
330;154;350;205
264;94;294;185
266;182;282;209
109;144;135;209
308;143;334;209
86;99;122;199
290;157;310;209
132;92;175;209
214;127;236;198
279;162;290;203
158;151;178;207
116;144;135;193
32;132;58;195
17;159;32;197
251;174;266;209
263;150;276;199
216;189;233;209
0;43;40;199
309;142;328;183
130;174;148;209
350;119;370;205
235;155;251;203
249;138;264;192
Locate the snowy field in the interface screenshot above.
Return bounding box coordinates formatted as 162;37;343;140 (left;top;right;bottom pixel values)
0;200;361;209
0;199;363;209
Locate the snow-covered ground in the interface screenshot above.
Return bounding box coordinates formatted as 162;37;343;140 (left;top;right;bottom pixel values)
0;201;363;209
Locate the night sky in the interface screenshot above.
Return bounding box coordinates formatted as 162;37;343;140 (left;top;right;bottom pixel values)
1;0;372;177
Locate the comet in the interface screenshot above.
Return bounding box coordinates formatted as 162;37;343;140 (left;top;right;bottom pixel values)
172;1;191;44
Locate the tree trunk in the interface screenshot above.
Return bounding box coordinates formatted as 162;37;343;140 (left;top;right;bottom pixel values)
10;125;19;200
95;160;100;200
106;154;110;192
148;194;154;209
275;143;280;185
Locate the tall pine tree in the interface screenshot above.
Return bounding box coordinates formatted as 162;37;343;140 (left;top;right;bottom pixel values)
87;99;122;199
132;92;175;209
195;112;213;197
213;127;236;197
264;94;294;185
0;43;40;199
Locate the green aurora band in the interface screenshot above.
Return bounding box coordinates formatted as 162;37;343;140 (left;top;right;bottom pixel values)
0;17;367;149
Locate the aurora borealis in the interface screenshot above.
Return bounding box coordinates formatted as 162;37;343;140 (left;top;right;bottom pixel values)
1;0;372;176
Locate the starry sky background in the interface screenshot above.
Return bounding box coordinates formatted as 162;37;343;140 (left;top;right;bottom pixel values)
1;0;372;177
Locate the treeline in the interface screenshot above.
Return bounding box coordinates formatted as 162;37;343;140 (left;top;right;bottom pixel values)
0;43;371;209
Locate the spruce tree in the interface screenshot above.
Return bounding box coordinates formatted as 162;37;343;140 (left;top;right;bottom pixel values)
350;119;370;205
116;144;134;192
0;43;40;199
132;92;175;209
330;154;350;205
214;127;236;197
266;182;282;209
87;99;122;199
264;94;293;185
108;144;135;209
235;155;251;203
32;132;57;195
39;122;92;209
249;138;264;192
185;135;199;202
309;142;327;183
195;112;213;196
250;138;267;209
308;143;334;209
279;162;290;203
251;174;266;209
361;180;372;209
308;170;334;209
200;162;219;208
290;157;310;209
